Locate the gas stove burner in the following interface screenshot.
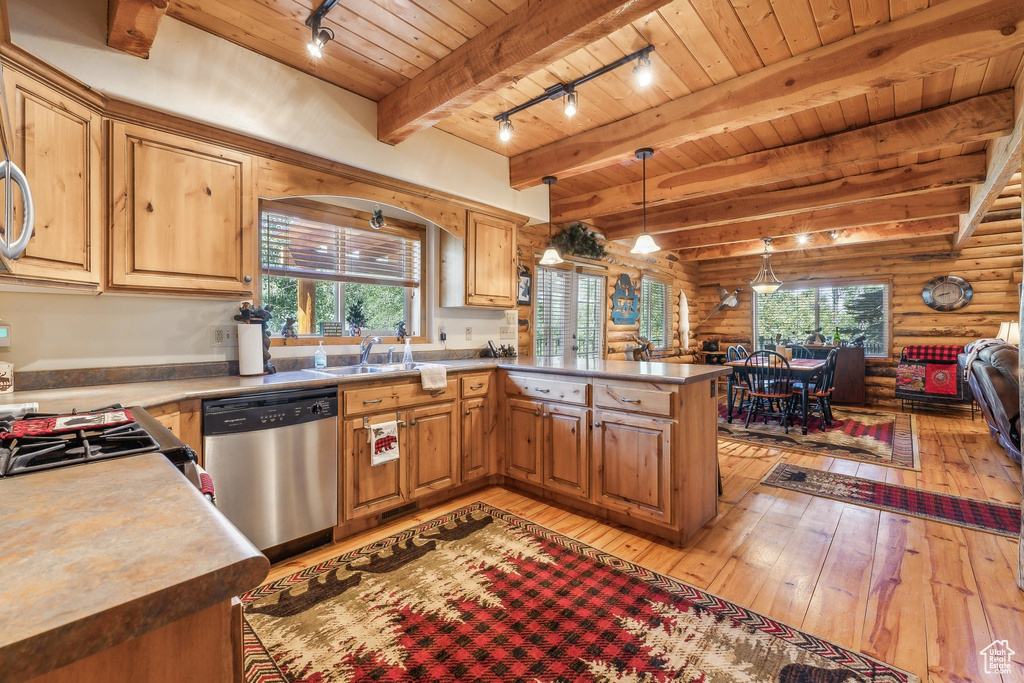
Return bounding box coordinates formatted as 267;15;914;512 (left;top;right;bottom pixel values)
2;419;160;477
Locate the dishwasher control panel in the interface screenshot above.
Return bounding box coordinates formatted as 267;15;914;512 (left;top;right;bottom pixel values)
203;388;338;436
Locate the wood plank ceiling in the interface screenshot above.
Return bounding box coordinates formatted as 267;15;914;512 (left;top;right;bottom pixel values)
128;0;1024;258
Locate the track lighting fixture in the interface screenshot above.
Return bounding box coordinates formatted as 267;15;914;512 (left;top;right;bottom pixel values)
307;20;334;58
498;117;514;142
795;233;809;245
563;89;578;118
539;176;564;266
749;238;782;294
633;53;653;87
828;230;840;240
493;46;654;142
630;148;660;255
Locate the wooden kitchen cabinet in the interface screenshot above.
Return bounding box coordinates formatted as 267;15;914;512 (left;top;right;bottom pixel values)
342;415;405;520
541;404;589;500
439;211;517;308
592;409;673;524
1;67;102;286
461;397;489;483
406;402;458;499
505;398;544;484
108;121;257;296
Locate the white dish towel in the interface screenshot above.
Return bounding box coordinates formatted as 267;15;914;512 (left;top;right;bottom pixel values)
370;420;400;467
418;363;447;391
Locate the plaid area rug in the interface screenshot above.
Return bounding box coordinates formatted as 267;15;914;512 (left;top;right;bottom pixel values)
241;502;918;683
762;463;1021;537
718;405;920;470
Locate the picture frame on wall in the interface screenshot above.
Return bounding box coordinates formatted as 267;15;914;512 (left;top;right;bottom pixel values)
517;272;532;305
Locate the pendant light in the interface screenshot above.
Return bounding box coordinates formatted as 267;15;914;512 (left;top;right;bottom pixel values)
539;176;563;265
749;238;783;294
630;148;660;254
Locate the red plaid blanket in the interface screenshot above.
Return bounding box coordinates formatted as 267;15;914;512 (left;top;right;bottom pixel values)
900;344;964;362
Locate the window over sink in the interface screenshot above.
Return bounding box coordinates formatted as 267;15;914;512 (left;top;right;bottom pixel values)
259;199;424;341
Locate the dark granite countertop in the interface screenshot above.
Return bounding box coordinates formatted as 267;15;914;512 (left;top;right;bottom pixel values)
0;454;269;681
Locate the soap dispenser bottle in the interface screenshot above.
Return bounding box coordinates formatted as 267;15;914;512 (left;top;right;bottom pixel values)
314;340;327;369
402;338;414;368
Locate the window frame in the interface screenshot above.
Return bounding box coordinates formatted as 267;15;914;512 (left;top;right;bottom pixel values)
533;263;606;362
638;276;672;351
258;198;427;346
750;277;892;359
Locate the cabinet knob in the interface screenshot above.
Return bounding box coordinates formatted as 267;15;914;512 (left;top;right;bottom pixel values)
410;419;417;426
593;421;602;428
243;275;252;283
465;409;472;416
542;412;548;418
534;410;540;416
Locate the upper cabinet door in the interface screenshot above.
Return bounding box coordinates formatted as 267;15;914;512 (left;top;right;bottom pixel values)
108;121;256;296
3;69;102;285
465;211;516;308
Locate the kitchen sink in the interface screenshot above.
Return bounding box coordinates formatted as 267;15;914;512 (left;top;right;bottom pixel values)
302;364;410;376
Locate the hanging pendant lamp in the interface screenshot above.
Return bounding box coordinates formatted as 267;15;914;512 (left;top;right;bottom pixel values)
539;176;564;265
631;148;660;254
749;238;782;294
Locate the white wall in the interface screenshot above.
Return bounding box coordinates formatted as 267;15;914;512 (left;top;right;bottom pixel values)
1;0;536;371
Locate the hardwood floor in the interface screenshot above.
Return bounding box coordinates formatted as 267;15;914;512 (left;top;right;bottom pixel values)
267;411;1023;683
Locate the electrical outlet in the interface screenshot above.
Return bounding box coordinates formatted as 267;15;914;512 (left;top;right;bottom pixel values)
465;326;472;340
211;325;238;347
499;326;516;340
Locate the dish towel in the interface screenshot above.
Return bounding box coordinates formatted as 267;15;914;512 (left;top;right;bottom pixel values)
418;363;447;391
370;420;400;467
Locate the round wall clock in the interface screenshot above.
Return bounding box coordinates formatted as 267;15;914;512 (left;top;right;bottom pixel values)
921;275;973;311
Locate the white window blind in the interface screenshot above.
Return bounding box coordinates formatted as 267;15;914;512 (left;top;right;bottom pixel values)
261;210;421;288
535;267;573;359
639;278;671;350
753;283;890;357
576;273;605;361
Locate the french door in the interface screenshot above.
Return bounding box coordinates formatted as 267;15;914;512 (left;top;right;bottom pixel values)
535;266;605;362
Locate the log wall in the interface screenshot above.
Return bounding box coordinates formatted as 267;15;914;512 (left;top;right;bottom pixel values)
516;225;701;362
696;171;1022;407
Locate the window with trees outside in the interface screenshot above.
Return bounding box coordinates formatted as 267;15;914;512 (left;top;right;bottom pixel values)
259;201;424;340
535;266;605;362
639;277;672;350
753;282;890;357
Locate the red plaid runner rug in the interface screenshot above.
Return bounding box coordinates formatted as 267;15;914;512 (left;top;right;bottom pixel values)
762;463;1020;537
241;503;918;682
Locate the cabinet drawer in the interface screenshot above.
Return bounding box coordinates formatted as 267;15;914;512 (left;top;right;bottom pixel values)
593;382;674;417
461;373;491;398
344;379;457;415
504;374;587;406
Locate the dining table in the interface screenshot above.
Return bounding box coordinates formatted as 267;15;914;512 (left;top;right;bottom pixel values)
725;357;827;435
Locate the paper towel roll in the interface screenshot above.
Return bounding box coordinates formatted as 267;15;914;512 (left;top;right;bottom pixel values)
238;323;264;376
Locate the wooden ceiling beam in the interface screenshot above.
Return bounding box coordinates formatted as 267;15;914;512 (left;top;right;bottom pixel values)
599;154;987;239
954;67;1024;248
107;0;169;59
653;187;969;251
552;91;1013;223
675;218;958;261
376;0;675;145
509;0;1024;189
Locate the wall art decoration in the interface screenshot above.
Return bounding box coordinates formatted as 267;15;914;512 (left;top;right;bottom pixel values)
611;273;640;325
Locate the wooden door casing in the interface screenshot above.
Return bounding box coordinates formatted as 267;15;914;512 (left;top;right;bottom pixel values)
592;410;673;524
407;403;458;499
342;415;405;520
505;398;543;484
542;404;589;499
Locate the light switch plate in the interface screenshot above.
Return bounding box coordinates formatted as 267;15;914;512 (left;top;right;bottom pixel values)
504;310;516;326
499;326;516;340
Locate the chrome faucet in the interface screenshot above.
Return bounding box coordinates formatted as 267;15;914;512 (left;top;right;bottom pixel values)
387;347;396;364
359;335;383;365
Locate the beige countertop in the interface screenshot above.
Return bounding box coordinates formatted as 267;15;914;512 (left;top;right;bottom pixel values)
0;453;269;681
0;359;730;414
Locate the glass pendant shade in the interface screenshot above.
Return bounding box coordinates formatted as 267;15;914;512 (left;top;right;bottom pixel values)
631;232;660;254
539;245;563;265
749;240;782;294
539;176;562;265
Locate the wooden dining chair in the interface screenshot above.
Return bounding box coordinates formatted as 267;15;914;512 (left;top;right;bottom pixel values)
791;348;839;429
725;346;751;422
743;350;794;432
736;345;749;359
791;345;813;359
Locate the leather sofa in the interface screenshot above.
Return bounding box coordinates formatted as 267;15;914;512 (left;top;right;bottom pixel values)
961;340;1021;465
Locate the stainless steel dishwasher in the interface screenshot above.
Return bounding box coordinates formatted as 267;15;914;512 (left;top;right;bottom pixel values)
203;388;338;555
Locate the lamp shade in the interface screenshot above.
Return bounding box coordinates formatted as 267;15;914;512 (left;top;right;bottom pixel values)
996;321;1019;345
749;241;782;294
539;246;563;265
630;232;660;254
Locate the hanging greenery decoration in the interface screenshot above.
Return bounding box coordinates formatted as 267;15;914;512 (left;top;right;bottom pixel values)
551;222;607;260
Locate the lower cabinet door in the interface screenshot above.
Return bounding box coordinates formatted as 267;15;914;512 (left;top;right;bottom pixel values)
407;403;458;499
505;398;544;483
592;410;673;523
461;397;489;483
542;404;589;499
343;415;405;520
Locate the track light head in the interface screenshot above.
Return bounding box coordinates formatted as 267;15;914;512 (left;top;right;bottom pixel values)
498;117;514;142
563;89;578;117
828;230;840;240
307;22;334;58
633;54;653;87
795;233;809;245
